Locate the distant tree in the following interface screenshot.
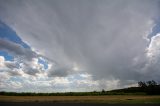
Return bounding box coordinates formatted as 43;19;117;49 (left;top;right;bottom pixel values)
138;80;160;95
138;81;147;88
93;90;97;93
146;80;157;87
102;89;105;93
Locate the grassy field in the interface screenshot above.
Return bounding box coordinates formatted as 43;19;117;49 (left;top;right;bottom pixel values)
0;95;160;104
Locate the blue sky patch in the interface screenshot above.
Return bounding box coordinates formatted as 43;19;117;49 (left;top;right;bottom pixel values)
148;18;160;39
38;58;48;70
0;20;31;61
0;20;30;48
0;51;14;61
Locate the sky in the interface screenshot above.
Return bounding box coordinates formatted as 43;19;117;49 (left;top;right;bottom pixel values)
0;0;160;92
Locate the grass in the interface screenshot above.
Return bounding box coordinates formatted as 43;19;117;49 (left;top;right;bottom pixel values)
0;95;160;104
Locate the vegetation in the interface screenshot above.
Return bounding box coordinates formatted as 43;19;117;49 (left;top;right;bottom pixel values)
0;95;160;104
0;80;160;96
138;80;160;95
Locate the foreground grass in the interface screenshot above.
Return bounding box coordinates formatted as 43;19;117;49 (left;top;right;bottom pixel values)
0;95;160;104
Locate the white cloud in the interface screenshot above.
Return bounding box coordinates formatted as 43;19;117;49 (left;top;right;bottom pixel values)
0;72;10;82
0;56;5;67
0;39;49;76
147;33;160;58
0;56;5;62
140;33;160;81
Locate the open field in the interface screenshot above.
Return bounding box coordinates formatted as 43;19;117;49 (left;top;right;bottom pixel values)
0;95;160;104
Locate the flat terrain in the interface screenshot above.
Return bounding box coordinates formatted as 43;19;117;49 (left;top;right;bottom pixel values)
0;95;160;104
0;102;160;106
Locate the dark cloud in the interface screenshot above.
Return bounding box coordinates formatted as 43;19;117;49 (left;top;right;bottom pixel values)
0;39;37;60
21;61;41;76
4;61;17;69
47;65;75;77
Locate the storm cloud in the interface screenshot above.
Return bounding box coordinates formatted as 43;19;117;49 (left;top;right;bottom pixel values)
0;0;160;91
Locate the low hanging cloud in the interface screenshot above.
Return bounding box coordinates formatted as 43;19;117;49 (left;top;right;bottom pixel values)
0;0;160;91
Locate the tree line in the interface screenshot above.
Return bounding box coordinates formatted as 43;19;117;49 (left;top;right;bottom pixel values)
138;80;160;95
0;80;159;96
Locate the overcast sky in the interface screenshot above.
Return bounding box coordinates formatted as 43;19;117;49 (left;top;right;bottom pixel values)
0;0;160;92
